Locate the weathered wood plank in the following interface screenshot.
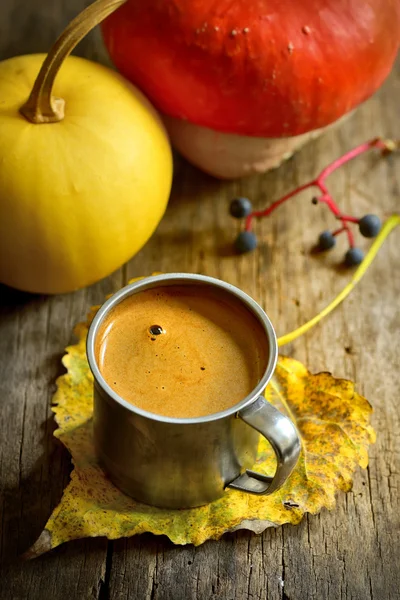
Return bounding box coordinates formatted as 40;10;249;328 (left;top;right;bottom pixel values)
0;279;122;599
0;1;399;599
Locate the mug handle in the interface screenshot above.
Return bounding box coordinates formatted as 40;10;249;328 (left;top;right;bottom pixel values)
227;396;301;495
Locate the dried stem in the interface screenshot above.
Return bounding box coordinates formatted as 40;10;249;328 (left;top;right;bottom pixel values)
20;0;127;124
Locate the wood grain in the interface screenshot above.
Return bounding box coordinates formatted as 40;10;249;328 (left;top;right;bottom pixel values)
0;2;399;599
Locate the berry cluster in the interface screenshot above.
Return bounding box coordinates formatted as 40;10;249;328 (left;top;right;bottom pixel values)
318;214;381;266
229;138;398;266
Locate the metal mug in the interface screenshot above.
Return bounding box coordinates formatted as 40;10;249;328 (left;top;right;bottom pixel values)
86;273;301;509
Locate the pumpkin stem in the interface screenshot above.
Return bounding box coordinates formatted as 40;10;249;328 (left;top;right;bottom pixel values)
20;0;127;124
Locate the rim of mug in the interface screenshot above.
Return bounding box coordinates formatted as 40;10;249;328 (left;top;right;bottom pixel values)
86;273;278;424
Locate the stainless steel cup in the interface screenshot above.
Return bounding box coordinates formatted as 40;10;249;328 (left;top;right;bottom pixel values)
87;273;300;509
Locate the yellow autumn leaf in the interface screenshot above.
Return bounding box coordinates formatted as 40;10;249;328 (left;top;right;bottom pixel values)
26;279;375;557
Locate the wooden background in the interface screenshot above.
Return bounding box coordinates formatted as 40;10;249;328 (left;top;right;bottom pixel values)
1;2;399;599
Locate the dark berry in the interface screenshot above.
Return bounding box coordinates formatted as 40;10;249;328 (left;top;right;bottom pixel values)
234;231;257;253
359;214;381;238
318;230;336;251
344;247;364;267
230;197;253;218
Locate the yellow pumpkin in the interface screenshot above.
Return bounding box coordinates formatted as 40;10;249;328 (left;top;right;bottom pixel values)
0;3;172;294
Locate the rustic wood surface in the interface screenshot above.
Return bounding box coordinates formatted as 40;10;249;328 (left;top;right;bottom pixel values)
0;2;399;599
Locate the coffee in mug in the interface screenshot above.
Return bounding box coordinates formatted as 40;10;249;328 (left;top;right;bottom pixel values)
95;284;269;418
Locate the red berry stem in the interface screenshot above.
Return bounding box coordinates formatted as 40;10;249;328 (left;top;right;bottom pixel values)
317;188;341;216
316;182;355;246
244;181;312;231
345;226;355;248
316;138;386;180
332;226;346;237
338;215;359;224
244;138;390;242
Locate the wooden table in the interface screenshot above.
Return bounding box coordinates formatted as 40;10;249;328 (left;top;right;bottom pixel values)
1;2;399;598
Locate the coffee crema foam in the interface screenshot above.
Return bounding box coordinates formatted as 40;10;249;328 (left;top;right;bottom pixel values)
95;285;269;418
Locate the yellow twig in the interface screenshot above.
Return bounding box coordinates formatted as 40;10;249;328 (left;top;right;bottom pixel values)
277;215;400;347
